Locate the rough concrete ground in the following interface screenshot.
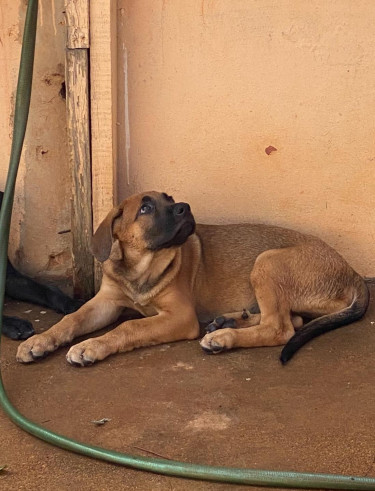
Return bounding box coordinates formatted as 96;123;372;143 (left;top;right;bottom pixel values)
0;287;374;491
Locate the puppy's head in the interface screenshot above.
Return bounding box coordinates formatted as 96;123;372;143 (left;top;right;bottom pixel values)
92;191;196;262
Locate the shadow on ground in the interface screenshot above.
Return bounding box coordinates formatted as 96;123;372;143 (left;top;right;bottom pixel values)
0;286;374;490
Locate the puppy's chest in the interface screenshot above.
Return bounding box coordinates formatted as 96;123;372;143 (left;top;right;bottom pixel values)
105;262;161;311
116;276;159;315
114;274;155;306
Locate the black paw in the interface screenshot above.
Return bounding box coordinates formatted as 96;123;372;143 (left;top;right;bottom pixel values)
205;316;237;334
2;316;35;340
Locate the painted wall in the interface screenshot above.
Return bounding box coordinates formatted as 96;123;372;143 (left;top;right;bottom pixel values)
117;0;375;276
0;1;72;287
1;1;374;287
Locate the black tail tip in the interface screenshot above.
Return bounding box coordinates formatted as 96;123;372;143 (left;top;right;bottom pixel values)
279;346;294;365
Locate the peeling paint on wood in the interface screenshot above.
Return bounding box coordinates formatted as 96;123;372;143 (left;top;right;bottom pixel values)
65;0;89;49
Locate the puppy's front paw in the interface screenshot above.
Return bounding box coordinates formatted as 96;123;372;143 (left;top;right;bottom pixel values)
200;328;236;354
16;334;57;363
66;339;109;367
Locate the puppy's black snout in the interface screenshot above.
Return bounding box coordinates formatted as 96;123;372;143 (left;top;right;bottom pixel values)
173;202;190;216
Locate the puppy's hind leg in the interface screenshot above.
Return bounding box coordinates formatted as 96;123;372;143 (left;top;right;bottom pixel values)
200;312;297;354
200;307;299;354
200;250;298;353
205;309;303;334
205;309;262;334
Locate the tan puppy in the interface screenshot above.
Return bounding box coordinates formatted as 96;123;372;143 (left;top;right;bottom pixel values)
16;191;369;366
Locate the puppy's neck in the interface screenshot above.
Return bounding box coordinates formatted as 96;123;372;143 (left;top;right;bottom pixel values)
109;246;182;305
124;247;173;280
126;249;155;280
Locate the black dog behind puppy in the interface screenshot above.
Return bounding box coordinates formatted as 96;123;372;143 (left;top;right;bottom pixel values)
1;191;83;340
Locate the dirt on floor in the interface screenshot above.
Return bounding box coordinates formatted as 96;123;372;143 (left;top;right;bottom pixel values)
0;287;375;491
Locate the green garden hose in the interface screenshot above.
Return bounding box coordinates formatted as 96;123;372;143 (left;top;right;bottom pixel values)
0;1;375;489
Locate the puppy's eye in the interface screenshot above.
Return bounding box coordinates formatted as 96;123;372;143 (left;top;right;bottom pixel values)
140;202;154;215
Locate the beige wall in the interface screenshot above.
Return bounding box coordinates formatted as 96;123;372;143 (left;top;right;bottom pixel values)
117;0;375;276
1;1;374;287
0;1;72;286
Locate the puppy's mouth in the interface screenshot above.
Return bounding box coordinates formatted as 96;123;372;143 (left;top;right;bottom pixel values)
148;217;196;251
170;219;196;246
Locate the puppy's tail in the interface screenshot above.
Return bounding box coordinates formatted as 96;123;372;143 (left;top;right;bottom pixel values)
280;280;369;364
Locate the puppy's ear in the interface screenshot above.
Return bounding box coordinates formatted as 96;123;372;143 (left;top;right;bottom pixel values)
91;205;123;262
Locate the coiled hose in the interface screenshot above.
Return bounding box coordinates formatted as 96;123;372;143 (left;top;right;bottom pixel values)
0;2;374;489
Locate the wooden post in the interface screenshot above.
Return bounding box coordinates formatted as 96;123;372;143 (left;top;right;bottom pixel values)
89;0;118;289
65;0;94;299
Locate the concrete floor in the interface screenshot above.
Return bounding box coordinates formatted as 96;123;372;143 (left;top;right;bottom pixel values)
0;287;375;491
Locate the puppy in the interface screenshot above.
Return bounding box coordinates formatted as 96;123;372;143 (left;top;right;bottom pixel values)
1;191;83;339
16;191;369;365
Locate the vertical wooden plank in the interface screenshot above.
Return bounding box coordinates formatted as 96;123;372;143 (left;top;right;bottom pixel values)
89;0;117;288
66;0;89;49
65;0;94;299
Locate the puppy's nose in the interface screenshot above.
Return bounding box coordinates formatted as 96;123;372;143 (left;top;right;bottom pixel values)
173;202;190;216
